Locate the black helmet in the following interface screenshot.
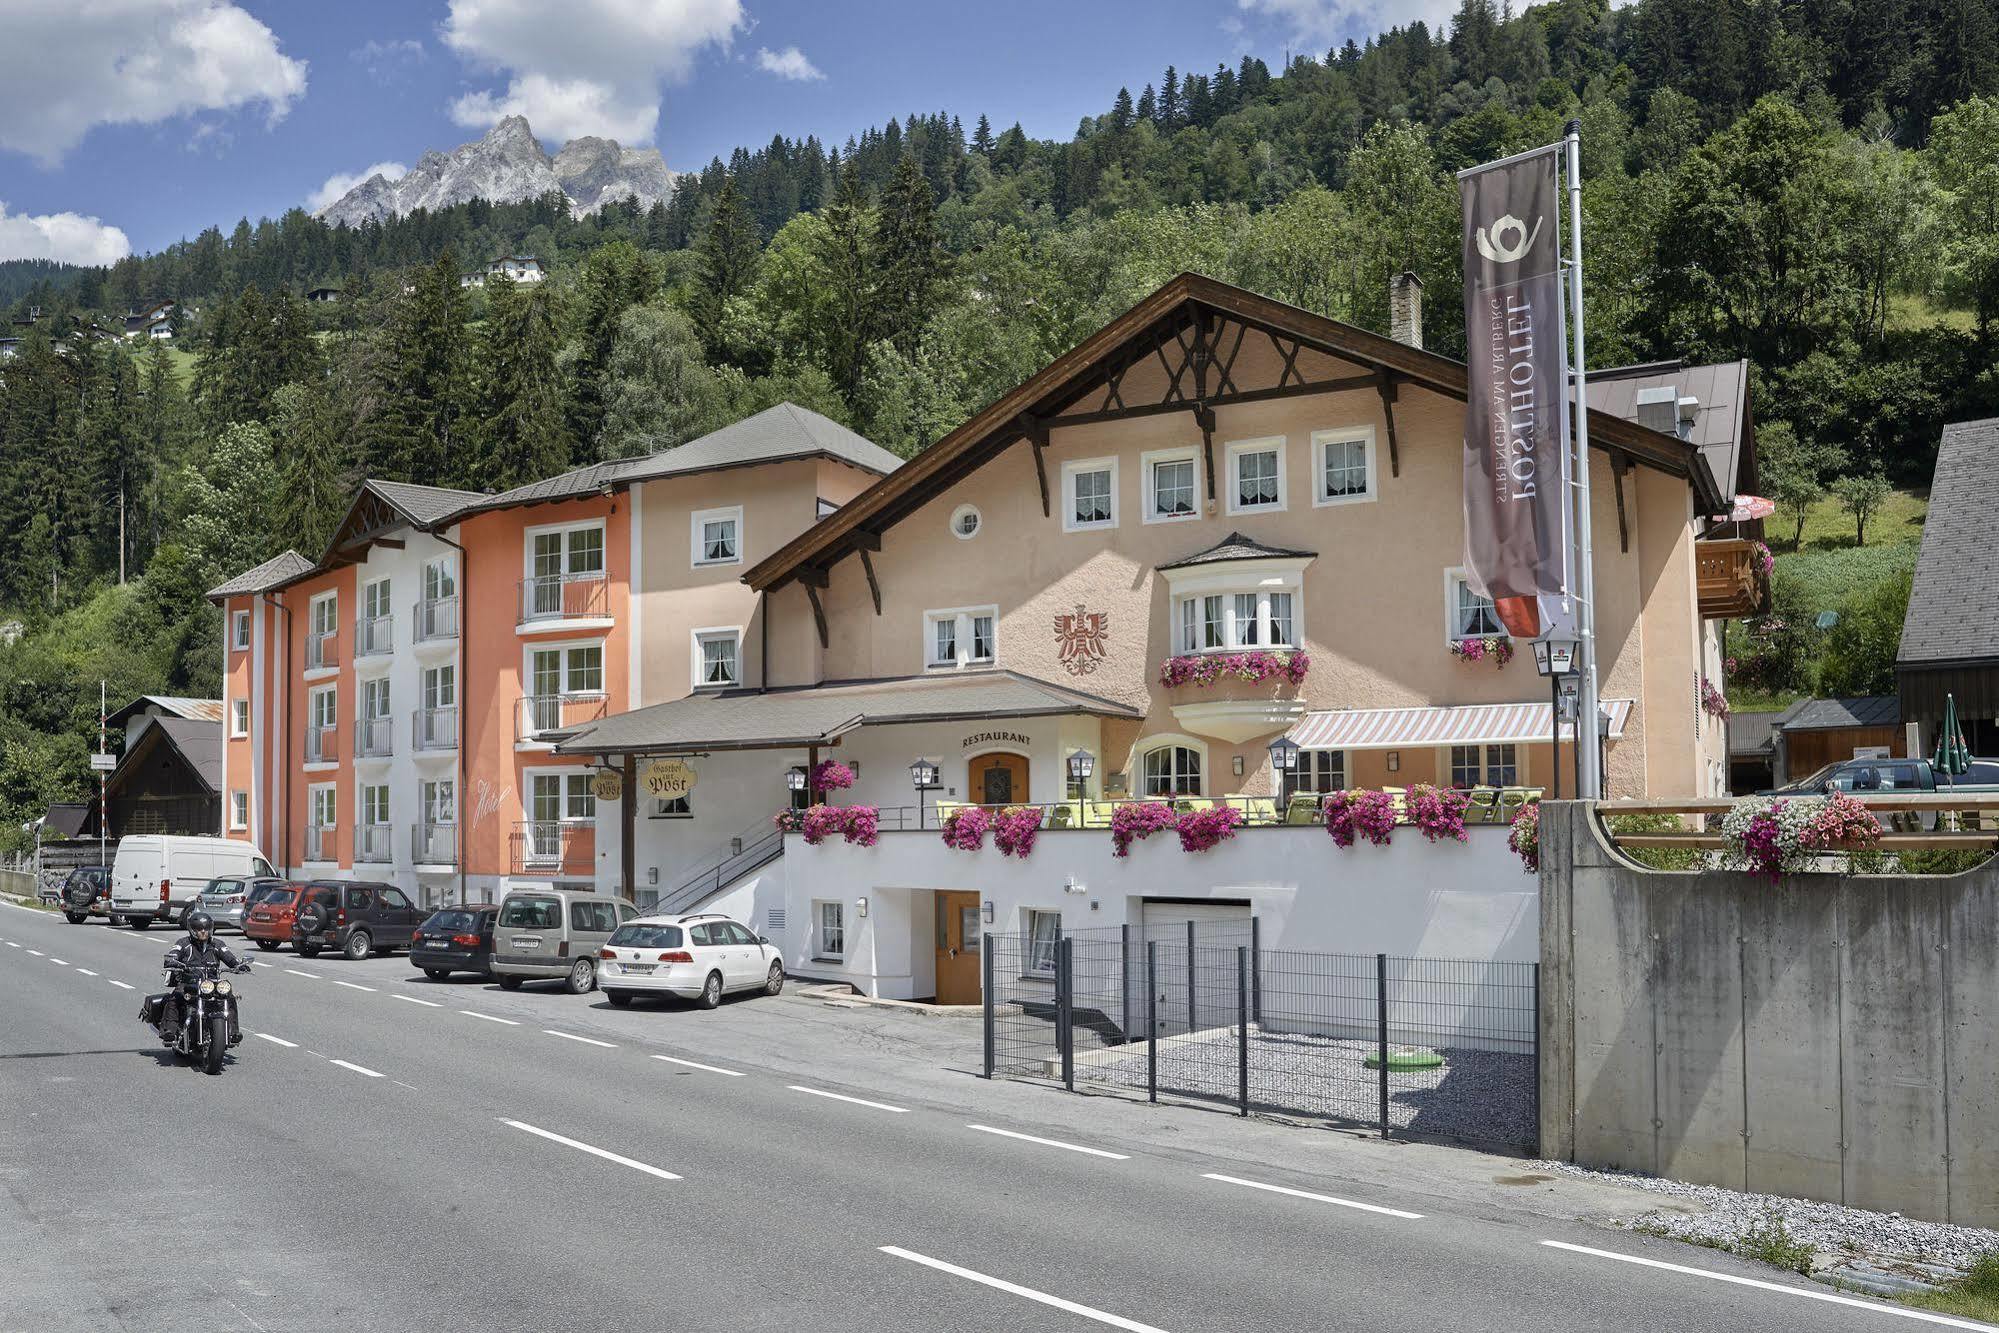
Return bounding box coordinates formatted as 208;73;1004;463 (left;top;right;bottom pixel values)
186;910;213;944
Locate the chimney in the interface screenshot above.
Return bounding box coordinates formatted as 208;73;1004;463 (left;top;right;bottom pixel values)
1388;271;1423;349
1633;385;1679;437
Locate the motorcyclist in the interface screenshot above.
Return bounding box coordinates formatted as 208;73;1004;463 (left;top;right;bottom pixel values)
156;911;249;1045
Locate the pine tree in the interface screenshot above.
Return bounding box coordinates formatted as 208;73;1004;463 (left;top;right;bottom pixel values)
874;155;950;358
693;179;761;339
1111;87;1136;134
569;239;659;448
270;380;348;557
972;113;995;156
1136;84;1158;124
1159;66;1181;128
816;170;878;401
360;252;469;484
476;275;572;485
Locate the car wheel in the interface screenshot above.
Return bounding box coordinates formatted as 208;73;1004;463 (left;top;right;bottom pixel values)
605;990;632;1008
423;967;450;981
564;957;596;995
255;939;280;952
129;917;151;930
64;911;87;925
497;973;523;991
697;970;724;1010
296;943;322;958
109;913;125;927
764;961;785;996
344;931;372;962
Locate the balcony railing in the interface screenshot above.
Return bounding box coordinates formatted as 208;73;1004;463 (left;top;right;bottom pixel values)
306;631;337;671
305;725;338;765
510;820;594;875
519;573;607;625
356;614;394;657
414;595;459;643
305;825;335;862
413;706;458;751
412;822;457;866
354;823;392;863
354;714;393;759
517;693;607;743
1696;538;1766;620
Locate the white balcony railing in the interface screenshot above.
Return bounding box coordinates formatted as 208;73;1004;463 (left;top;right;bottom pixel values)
305;725;338;765
517;693;606;743
354;823;392;863
356;614;394;657
511;820;593;874
412;822;457;865
414;596;459;643
306;631;337;671
519;573;607;624
305;825;334;862
413;706;458;751
355;714;393;759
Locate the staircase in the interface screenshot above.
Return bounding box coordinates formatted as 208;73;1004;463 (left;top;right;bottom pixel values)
640;818;786;916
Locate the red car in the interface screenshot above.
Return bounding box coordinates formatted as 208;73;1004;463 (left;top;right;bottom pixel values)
242;882;309;951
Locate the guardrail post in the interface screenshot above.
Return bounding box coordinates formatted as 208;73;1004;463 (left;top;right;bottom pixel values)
1119;922;1131;1044
1250;916;1262;1025
1236;946;1250;1117
1058;936;1075;1092
1376;952;1390;1139
982;932;995;1079
1146;940;1158;1103
1186;919;1197;1034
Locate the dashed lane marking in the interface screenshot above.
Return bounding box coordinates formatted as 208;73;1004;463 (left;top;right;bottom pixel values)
254;1034;298;1048
787;1085;910;1114
966;1125;1129;1160
879;1247;1171;1332
329;1059;383;1078
460;1010;519;1026
542;1029;616;1049
1201;1173;1424;1220
651;1055;745;1077
500;1120;681;1182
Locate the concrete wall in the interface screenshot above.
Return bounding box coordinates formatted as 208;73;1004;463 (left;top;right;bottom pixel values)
1537;801;1999;1227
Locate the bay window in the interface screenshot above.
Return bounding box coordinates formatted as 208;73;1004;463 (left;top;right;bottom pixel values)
1172;584;1300;654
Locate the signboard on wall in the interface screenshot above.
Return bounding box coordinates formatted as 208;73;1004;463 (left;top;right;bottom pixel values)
640;758;697;801
590;770;624;802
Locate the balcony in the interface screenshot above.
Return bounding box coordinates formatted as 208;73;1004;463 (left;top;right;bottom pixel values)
414;596;459;643
354;715;394;760
413;706;458;752
304;725;339;765
306;631;338;672
356;614;394;658
510;820;594;875
1696;538;1767;620
354;823;392;863
305;825;335;862
412;822;457;866
519;573;608;626
517;693;607;744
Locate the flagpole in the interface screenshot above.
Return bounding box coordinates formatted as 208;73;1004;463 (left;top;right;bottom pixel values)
1563;120;1602;799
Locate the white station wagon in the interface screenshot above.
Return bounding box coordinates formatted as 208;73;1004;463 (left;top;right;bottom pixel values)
597;913;784;1009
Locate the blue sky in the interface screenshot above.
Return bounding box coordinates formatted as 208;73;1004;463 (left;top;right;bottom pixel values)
0;0;1444;264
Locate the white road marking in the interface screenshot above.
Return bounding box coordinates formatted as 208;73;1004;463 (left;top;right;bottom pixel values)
285;969;320;979
329;1059;383;1078
880;1247;1171;1332
787;1085;910;1113
47;957;67;966
250;960;275;968
1201;1173;1425;1220
542;1029;616;1048
500;1120;681;1181
460;1010;520;1026
392;994;443;1008
966;1124;1129;1160
26;949;43;956
651;1054;745;1077
107;980;134;990
74;968;96;977
4;941;17;947
1541;1241;1995;1329
332;981;377;992
254;1033;298;1048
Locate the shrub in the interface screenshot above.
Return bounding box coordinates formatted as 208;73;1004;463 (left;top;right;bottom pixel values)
1323;789;1396;847
1110;801;1178;857
1175;804;1244;852
1404;783;1468;843
991;805;1044;857
941;804;990;852
1608;812;1702;870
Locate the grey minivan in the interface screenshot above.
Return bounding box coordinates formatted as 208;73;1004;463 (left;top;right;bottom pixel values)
490;888;639;993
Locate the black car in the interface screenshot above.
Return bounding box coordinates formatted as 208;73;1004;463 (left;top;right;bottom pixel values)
408;905;500;981
291;880;425;961
59;866;111;923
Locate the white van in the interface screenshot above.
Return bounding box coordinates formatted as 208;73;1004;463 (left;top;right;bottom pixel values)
110;836;275;929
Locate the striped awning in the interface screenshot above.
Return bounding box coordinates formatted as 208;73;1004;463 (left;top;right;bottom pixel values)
1289;698;1635;751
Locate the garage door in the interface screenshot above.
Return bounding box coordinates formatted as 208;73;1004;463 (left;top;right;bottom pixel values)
1138;899;1252;1037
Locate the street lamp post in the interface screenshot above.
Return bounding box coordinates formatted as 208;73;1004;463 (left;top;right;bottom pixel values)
1267;735;1301;807
1532;636;1579;801
1066;750;1095;803
909;758;938;829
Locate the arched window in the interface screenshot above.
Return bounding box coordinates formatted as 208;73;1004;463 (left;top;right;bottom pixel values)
1142;744;1203;796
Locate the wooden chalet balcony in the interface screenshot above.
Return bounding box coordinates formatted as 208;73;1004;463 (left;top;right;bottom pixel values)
1696;538;1765;620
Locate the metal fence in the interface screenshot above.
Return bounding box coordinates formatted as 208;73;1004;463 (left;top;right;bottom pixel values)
984;923;1538;1154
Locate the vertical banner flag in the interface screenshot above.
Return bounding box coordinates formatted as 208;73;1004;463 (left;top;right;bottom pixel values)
1460;145;1572;642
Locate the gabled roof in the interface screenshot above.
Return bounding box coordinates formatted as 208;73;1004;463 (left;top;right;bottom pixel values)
1586;358;1755;503
744;272;1728;593
1157;531;1316;571
313;478;487;573
207;550;314;599
114;715;222;795
1780;696;1900;731
1900;418;1999;667
107;696;224;728
366;479;486;527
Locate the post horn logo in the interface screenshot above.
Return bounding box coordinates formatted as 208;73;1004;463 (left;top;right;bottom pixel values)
1474;213;1544;265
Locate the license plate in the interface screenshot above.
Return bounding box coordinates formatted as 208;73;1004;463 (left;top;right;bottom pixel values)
512;937;541;949
622;963;654;974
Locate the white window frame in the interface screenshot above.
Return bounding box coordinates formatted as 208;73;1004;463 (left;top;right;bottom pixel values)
691;627;742;690
690;505;743;568
1444;568;1506;643
361;675;391;720
1312;426;1378;507
358;782;391;827
309;684;337;731
1225;437;1287;515
422;664;456;710
229;698;249;739
1448;743;1523;788
1024;908;1061;974
1061;456;1119;532
813;899;846;961
230;610;250;651
229;790;249;831
421;778;456;826
523;519;607;582
422;556;456;602
1141;446;1201;524
362;576;392;622
309;590;337;639
309;784;336;831
524;640;607;698
1138;736;1208;797
924;605;999;670
948;504;983;540
526;768;597;823
1165;565;1307;656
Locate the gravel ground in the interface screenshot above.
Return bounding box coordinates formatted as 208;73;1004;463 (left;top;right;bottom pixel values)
1535;1160;1999;1273
1076;1026;1538;1149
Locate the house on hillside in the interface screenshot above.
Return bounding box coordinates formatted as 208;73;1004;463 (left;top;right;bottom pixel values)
487;254;545;283
124;300;174;340
1898;417;1999;755
305;286;342;303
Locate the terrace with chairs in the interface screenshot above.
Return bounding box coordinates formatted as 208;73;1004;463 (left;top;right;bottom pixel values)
877;785;1544;833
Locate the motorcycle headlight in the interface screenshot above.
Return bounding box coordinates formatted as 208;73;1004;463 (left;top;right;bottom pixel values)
198;979;216;996
215;979;233;996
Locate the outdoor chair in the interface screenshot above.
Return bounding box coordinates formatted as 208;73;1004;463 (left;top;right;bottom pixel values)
1284;792;1322;824
1382;785;1407;820
1465;787;1501;825
1241;797;1280;825
1083;801;1118;828
1175;797;1215;814
1048;802;1079;829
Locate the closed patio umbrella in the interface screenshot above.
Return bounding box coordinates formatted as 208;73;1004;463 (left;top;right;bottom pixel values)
1934;693;1972;778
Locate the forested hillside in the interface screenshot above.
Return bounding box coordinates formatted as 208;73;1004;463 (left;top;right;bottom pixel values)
3;0;1998;847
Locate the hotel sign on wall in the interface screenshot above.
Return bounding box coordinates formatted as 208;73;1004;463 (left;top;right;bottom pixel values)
1053;603;1110;676
590;770;624;802
640;758;698;801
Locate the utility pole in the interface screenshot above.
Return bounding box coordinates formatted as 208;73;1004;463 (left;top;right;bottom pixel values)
98;680;108;872
1563;120;1603;800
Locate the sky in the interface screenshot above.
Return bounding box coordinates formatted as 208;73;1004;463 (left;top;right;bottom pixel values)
0;0;1453;264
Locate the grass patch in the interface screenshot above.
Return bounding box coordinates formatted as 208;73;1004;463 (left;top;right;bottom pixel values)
1607;813;1705;870
1907;1252;1999;1323
1737;1214;1817;1274
1773;543;1919;616
1774;487;1927;554
1886;292;1977;335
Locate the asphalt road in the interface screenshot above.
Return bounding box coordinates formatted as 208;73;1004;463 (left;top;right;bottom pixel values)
2;900;1991;1333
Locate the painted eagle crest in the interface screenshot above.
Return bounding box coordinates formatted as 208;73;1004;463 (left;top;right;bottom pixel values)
1053;604;1110;675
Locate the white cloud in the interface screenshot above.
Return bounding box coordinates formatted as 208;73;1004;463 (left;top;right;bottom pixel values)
307;162;409;212
0;202;131;267
756;46;824;82
442;0;743;145
0;0;306;166
352;38;426;82
1235;0;1458;49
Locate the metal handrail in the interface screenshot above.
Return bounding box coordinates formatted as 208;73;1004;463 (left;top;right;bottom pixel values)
412;822;456;865
413;706;458;751
518;573;607;624
815;788;1534;833
306;631;337;671
650;825;787;916
355;614;394;657
304;726;338;765
510;820;593;873
354;823;392;863
304;825;334;861
517;693;604;742
414;596;458;642
354;715;393;758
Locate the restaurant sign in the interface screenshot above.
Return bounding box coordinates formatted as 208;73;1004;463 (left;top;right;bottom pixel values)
639;758;698;801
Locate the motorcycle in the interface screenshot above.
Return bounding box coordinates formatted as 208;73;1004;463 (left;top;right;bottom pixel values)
141;958;248;1075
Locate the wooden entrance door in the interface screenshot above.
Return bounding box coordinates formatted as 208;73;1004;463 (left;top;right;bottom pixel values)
935;890;982;1005
969;752;1029;806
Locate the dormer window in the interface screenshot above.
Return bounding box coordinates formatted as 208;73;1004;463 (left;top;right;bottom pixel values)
1157;532;1312;656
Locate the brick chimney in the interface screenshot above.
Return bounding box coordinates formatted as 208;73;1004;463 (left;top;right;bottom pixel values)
1388;271;1423;349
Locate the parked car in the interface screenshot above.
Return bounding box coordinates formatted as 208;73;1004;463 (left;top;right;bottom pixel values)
408;905;500;981
110;836;274;930
597;913;785;1010
1769;756;1999;796
242;882;308;951
58;865;111;923
490;888;639;994
291;880;424;961
196;875;285;932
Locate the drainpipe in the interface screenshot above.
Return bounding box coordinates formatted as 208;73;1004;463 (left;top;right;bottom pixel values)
432;526;471;908
259;591;292;874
